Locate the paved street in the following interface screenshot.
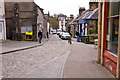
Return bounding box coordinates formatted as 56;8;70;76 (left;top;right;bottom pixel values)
2;35;70;78
2;34;114;78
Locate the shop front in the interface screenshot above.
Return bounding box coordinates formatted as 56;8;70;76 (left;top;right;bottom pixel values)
101;1;120;77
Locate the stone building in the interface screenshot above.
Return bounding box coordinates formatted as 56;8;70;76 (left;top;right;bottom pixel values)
44;13;50;33
5;0;45;41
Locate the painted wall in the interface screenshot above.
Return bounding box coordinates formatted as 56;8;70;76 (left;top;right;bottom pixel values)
0;0;6;40
58;17;66;31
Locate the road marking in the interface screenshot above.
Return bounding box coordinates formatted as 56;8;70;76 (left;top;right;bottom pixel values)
59;47;71;79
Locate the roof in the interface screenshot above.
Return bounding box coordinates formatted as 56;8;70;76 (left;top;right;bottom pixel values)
69;16;79;25
58;17;65;21
69;8;98;25
77;10;93;21
5;0;34;2
44;14;49;21
84;8;98;20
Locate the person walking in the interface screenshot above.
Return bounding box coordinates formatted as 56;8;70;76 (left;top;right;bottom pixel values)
47;31;49;38
70;31;73;37
38;30;42;43
76;31;80;42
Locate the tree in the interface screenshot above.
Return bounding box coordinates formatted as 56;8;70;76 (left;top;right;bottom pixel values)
49;16;58;29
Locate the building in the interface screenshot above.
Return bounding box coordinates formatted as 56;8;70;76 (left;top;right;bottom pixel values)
0;0;6;40
69;16;79;37
44;13;50;33
97;1;120;78
66;15;73;32
5;0;45;41
43;15;48;38
37;7;44;41
68;2;98;38
58;14;66;31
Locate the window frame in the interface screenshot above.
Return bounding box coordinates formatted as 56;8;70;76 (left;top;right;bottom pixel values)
103;2;120;63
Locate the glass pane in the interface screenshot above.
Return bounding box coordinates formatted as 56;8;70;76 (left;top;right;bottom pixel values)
107;2;119;17
0;24;2;32
106;17;119;55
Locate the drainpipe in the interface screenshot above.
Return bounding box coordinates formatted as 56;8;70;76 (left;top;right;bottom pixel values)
97;2;102;64
100;2;105;65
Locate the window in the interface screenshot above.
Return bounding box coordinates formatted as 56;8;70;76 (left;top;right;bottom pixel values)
0;24;2;32
106;2;119;55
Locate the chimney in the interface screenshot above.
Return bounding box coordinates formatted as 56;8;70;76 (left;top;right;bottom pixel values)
70;14;74;21
89;2;98;10
79;7;85;15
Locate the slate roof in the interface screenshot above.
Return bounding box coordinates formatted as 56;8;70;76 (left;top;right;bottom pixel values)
77;10;93;21
84;8;98;20
69;16;80;25
69;8;98;25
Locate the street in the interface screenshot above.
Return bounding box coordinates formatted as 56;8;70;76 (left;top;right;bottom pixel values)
2;35;70;78
2;34;114;78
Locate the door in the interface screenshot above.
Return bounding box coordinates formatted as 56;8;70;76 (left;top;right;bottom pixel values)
0;22;3;40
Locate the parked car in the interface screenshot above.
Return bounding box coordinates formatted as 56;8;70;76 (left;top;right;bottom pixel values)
57;29;62;35
61;32;71;40
52;29;57;34
59;32;64;38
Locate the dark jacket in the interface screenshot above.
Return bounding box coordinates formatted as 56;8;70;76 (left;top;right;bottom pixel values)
76;32;79;36
38;31;42;38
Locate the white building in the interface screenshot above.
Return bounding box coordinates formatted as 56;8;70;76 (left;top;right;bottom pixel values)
0;0;6;40
58;14;66;31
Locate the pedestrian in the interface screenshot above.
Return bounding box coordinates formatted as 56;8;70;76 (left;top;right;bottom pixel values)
47;31;49;38
76;31;80;42
68;36;72;44
70;31;72;37
38;30;42;43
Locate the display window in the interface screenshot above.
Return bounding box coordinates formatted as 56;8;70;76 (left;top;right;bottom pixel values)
106;2;119;55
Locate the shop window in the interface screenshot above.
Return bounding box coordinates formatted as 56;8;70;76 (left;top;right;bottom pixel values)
107;2;119;17
0;24;2;32
106;2;119;55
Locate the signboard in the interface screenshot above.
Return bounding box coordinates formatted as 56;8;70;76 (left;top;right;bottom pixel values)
79;20;88;24
21;26;32;33
26;32;33;35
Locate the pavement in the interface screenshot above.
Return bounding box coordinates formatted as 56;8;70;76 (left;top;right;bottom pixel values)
0;37;49;54
63;40;115;78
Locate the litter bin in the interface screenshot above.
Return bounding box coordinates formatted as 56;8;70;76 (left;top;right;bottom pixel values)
84;36;90;44
25;31;33;41
16;33;22;41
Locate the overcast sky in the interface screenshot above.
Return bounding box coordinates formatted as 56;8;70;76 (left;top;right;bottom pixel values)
34;0;90;17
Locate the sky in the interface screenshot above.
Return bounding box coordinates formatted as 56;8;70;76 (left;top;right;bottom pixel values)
34;0;90;17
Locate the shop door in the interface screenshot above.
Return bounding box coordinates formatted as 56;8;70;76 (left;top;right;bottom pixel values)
0;22;3;40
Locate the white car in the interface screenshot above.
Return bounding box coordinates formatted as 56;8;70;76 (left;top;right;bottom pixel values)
59;32;64;38
61;32;71;40
57;29;62;35
52;29;57;34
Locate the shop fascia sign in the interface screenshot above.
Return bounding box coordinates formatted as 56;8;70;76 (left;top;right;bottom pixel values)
78;20;88;24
